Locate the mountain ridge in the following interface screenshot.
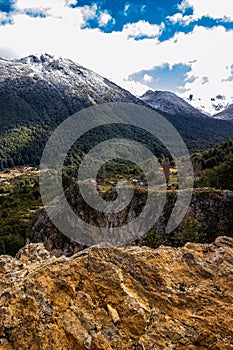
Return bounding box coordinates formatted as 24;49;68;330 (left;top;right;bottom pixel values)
139;88;233;150
140;89;209;119
0;54;233;169
214;104;233;121
0;54;141;167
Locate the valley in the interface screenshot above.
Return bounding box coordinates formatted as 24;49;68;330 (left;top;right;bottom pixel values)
1;54;233;172
0;55;233;255
1;0;233;347
0;54;233;350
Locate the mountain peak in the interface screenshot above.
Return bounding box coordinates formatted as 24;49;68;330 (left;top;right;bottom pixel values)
140;89;208;118
0;53;134;99
214;104;233;122
141;89;177;99
20;53;56;64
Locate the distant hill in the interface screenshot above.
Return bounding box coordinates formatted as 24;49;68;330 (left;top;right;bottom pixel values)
140;90;233;150
192;137;233;190
193;137;233;169
214;104;233;122
140;90;209;118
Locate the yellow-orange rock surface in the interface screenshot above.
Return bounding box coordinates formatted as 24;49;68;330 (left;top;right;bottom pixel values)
0;237;233;349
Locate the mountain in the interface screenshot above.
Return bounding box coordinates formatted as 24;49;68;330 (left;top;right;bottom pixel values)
1;55;233;169
1;237;233;349
141;90;208;118
140;90;233;150
214;104;233;121
0;53;136;113
0;53;139;167
180;93;233;116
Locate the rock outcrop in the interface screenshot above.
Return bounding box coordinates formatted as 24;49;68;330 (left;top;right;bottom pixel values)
1;238;233;349
31;186;233;257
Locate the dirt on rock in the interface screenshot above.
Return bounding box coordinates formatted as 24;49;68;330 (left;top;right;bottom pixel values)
0;238;233;349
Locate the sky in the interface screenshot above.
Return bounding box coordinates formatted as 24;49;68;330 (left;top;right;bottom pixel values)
0;0;233;114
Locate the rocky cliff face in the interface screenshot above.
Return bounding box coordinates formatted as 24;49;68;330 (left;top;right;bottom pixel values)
0;238;233;349
30;185;233;257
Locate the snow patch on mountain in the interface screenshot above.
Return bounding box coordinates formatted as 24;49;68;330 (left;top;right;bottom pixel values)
0;53;137;104
214;104;233;121
178;92;233;117
140;90;208;118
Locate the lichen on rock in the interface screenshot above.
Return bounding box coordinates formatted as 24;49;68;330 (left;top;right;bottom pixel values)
0;237;233;349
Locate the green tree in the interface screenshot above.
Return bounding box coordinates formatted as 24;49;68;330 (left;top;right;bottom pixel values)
0;240;5;255
177;217;206;245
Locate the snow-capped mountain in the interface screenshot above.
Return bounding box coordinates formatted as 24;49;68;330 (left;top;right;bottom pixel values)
0;53;138;109
180;93;233;116
140;90;208;119
1;54;233;169
0;53;141;166
214;104;233;121
139;89;233;150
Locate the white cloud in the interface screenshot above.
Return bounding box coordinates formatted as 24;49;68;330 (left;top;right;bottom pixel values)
143;74;153;83
15;0;76;18
177;0;193;13
123;4;130;16
0;11;11;24
141;5;146;14
79;4;98;26
188;0;233;21
98;10;114;27
167;12;193;25
0;47;16;58
167;13;182;23
120;79;149;97
123;20;164;39
168;0;233;39
177;0;233;21
65;0;76;6
123;3;146;17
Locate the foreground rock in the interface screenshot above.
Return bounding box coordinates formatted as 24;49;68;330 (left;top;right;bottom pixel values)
0;238;233;349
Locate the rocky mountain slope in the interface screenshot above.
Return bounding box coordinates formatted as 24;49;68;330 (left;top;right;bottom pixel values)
181;93;233;116
0;237;233;349
0;53;139;166
0;54;136;117
141;90;208;119
214;104;233;121
140;90;233;150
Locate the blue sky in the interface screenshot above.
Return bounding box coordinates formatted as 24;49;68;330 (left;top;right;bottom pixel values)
129;63;192;91
1;0;233;39
0;0;14;13
71;0;233;41
0;0;232;113
72;0;188;35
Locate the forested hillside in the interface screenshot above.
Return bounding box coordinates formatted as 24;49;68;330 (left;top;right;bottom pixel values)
1;54;233;171
193;138;233;189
